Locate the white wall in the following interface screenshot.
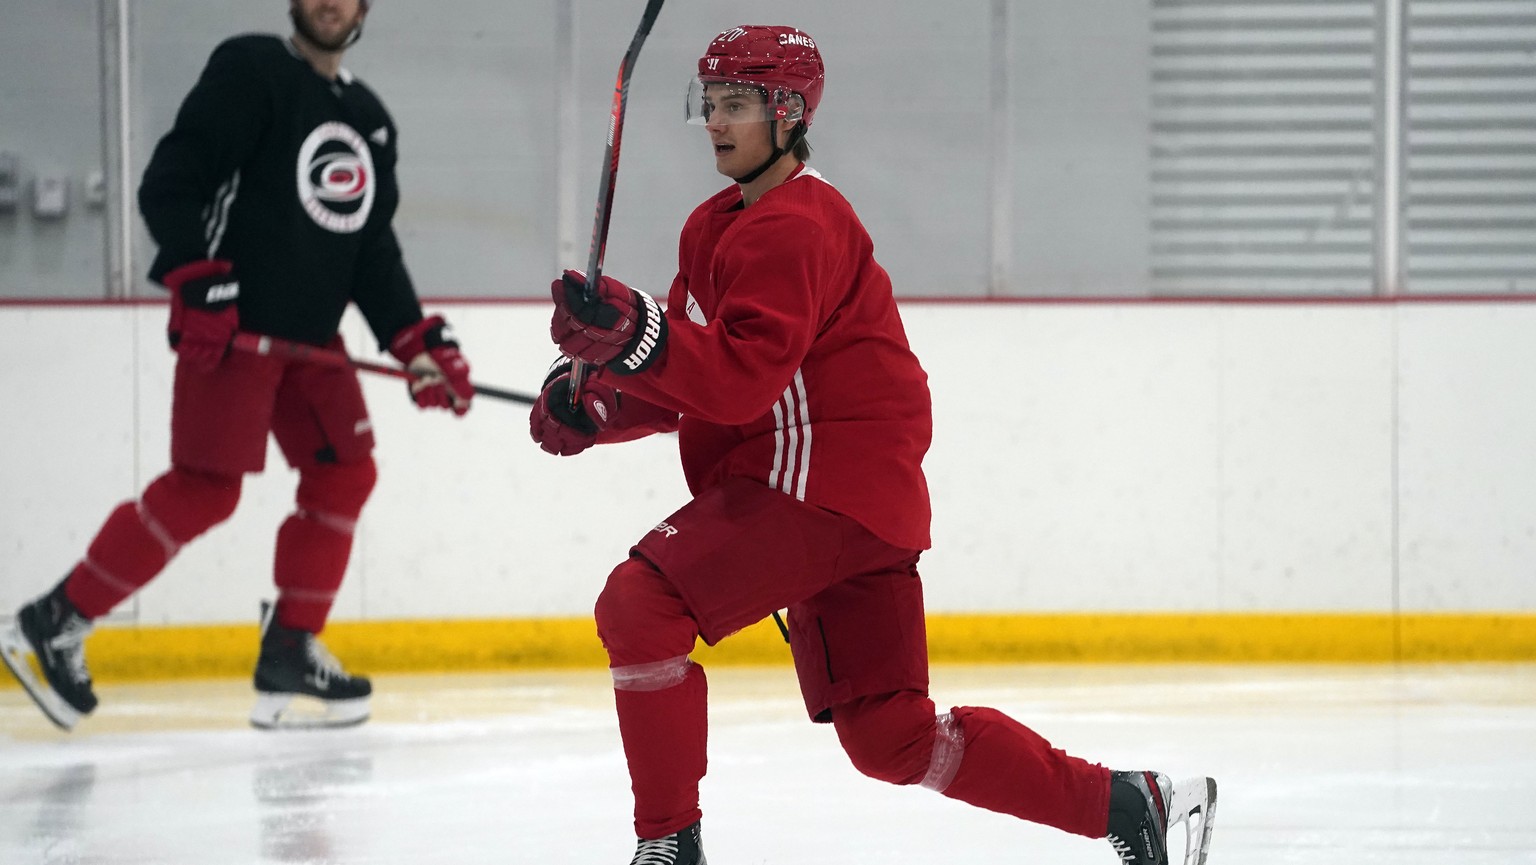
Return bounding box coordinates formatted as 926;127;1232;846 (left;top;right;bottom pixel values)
1;300;1533;627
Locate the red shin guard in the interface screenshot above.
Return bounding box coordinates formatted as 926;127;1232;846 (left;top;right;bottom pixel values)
272;514;352;632
66;467;242;618
831;693;1109;838
614;660;709;839
273;461;375;633
939;706;1111;838
595;555;710;839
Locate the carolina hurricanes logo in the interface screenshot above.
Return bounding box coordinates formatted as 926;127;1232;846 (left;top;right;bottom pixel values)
296;121;375;233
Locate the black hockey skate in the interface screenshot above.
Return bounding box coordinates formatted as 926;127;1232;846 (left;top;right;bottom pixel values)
0;583;98;731
1106;770;1217;865
627;821;707;865
250;601;371;730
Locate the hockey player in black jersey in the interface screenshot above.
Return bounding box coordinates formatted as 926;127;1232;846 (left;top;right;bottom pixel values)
1;0;474;732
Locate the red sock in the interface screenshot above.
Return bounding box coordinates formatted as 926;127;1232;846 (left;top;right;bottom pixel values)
272;512;352;633
65;502;173;618
272;462;374;633
65;468;241;618
614;661;709;839
940;706;1111;838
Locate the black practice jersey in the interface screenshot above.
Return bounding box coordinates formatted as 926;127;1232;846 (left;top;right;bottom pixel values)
140;34;423;348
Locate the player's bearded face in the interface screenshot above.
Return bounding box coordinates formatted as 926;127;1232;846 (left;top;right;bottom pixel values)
291;0;365;52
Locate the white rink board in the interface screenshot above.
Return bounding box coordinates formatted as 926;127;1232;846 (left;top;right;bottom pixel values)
1;301;1534;626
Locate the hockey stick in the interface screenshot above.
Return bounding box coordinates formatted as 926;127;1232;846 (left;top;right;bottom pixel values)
230;332;536;405
569;0;668;409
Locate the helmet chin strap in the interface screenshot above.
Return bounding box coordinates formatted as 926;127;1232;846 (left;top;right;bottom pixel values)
732;122;807;185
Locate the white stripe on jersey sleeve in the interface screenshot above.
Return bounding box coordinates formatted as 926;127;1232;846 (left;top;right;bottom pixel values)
205;171;241;259
769;371;813;501
789;370;812;501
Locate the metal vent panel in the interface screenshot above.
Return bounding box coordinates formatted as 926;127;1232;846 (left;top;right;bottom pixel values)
1150;0;1380;295
1406;0;1536;292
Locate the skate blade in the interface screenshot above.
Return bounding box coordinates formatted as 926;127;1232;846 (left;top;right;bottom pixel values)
0;623;82;732
250;691;370;730
1168;776;1217;865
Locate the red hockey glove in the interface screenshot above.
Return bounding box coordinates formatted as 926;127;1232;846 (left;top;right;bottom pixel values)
529;358;620;456
163;259;239;372
550;269;667;375
389;315;473;416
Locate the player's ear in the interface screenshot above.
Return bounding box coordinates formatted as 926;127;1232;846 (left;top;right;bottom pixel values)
777;118;799;150
776;94;806;147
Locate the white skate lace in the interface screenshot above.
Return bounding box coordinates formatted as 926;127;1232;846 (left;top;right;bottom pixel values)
48;616;94;685
630;836;679;865
1107;833;1134;863
305;638;348;686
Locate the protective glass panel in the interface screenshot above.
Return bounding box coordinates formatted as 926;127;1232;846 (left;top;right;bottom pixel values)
0;1;111;298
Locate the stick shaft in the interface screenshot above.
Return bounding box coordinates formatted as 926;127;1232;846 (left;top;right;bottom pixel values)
570;0;667;407
585;0;667;291
230;333;536;405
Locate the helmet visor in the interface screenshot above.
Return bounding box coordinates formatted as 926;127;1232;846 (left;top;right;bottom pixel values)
685;76;805;126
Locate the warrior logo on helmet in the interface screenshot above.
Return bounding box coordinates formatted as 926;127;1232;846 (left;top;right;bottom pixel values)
697;24;826;128
296;121;375;234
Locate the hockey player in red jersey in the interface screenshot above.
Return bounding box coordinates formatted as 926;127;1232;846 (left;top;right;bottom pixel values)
531;24;1217;865
0;0;474;732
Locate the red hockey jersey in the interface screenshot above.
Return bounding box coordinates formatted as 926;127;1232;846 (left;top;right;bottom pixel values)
597;167;933;551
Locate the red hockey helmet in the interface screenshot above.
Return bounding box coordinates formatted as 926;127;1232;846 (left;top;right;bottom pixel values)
688;25;826;128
